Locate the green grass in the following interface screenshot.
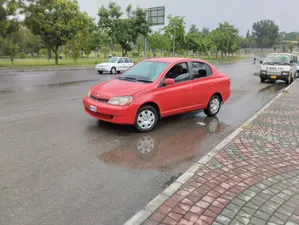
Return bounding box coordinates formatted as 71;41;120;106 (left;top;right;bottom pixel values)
0;55;248;70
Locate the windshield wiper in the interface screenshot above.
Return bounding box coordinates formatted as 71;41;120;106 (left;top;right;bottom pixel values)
118;76;137;81
136;79;153;83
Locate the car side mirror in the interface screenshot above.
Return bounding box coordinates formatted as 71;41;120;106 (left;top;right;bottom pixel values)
164;78;175;85
290;60;294;63
260;61;263;64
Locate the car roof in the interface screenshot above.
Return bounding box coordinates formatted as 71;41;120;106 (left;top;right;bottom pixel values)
145;57;206;63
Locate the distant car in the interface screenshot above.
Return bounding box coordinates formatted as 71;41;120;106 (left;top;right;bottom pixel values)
84;57;231;132
259;53;298;84
95;57;134;74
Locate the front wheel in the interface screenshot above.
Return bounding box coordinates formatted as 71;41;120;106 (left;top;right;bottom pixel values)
260;78;266;83
134;106;158;132
286;74;293;85
204;95;221;117
110;67;117;74
98;71;103;74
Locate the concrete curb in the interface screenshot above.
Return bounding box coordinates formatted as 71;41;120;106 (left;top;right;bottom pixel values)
0;67;94;73
124;78;299;225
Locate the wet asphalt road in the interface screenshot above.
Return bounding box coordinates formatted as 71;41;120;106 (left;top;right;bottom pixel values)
0;60;287;225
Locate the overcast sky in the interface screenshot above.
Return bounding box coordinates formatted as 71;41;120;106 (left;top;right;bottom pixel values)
78;0;299;36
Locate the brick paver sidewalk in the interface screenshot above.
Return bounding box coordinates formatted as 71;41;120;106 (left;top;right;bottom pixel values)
127;80;299;225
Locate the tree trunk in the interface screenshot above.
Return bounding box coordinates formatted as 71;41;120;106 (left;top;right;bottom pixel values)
47;47;52;59
10;57;14;64
53;45;59;65
122;48;127;57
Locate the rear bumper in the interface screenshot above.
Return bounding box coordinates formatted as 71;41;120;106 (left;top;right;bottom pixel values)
260;74;289;80
83;96;137;124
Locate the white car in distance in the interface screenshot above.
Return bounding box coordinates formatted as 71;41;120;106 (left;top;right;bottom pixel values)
95;57;134;74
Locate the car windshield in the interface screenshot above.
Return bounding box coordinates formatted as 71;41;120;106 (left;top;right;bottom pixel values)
264;55;290;64
105;57;119;63
118;61;169;83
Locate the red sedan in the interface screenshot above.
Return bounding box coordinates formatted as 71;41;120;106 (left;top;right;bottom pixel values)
83;57;230;132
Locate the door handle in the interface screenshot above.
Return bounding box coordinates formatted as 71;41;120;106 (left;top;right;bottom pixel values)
209;85;214;88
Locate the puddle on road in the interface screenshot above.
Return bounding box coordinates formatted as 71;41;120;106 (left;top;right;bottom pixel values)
99;114;228;171
38;80;99;88
258;83;287;93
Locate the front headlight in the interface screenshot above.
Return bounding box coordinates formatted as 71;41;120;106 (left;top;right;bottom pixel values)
260;70;267;75
281;71;289;76
107;96;133;106
87;89;91;97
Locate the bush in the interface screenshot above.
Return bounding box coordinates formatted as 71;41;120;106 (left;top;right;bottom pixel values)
131;52;140;57
19;52;27;59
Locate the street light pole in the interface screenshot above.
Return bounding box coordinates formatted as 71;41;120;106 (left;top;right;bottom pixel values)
172;29;176;57
144;10;149;59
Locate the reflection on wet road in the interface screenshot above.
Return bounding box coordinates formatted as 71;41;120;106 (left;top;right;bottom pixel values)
0;60;287;225
101;115;227;171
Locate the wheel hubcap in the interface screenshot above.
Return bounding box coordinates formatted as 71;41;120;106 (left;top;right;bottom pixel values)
137;110;155;129
137;136;155;154
210;98;220;114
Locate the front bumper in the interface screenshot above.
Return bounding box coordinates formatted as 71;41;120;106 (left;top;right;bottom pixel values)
83;96;137;125
260;74;289;81
95;67;110;72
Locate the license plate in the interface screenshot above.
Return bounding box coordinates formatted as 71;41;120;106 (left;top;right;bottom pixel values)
89;105;97;112
271;76;276;79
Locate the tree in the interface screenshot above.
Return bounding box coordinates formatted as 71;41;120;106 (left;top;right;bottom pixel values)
185;25;201;56
0;0;19;39
0;0;20;61
148;32;171;56
188;24;200;35
288;42;294;52
282;32;299;41
23;0;89;64
15;26;44;57
2;37;19;63
296;35;299;51
89;28;109;58
201;27;210;37
98;2;151;56
163;15;185;56
210;22;239;58
252;20;279;49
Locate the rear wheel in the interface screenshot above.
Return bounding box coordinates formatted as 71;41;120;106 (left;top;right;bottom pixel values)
204;95;221;117
98;71;103;74
134;106;158;132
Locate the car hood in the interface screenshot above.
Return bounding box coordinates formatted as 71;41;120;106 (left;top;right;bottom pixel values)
97;63;111;67
91;79;148;99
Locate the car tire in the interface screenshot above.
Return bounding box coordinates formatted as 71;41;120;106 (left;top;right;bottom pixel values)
98;71;103;74
204;95;221;117
286;74;292;85
110;67;117;74
134;106;158;132
260;78;266;83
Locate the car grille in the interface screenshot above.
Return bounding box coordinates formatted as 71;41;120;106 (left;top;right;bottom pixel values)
90;95;108;103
